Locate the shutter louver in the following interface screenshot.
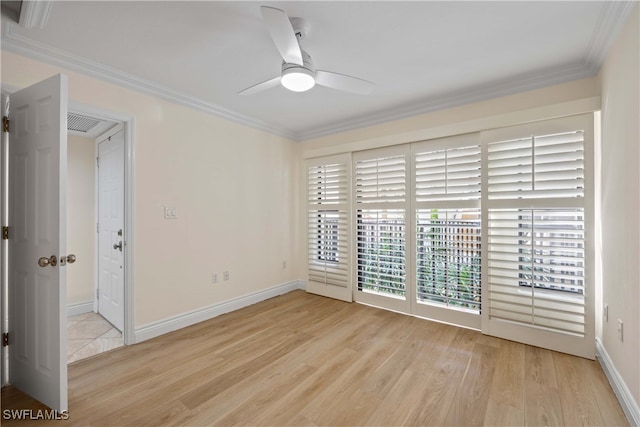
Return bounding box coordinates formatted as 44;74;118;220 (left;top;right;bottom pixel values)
414;141;482;314
416;208;481;311
488;208;585;335
307;160;349;289
355;150;407;299
355;155;406;204
483;115;592;352
488;131;584;200
415;145;481;202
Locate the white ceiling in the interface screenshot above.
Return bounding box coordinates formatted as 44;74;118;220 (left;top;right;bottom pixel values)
1;1;633;141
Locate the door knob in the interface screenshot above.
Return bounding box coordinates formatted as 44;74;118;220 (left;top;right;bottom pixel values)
66;254;76;264
113;241;123;251
38;255;58;268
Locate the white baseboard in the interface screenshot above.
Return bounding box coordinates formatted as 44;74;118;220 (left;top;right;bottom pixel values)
596;338;640;426
67;301;94;317
134;280;305;344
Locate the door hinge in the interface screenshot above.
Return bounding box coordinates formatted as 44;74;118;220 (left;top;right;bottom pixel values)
96;289;99;300
96;222;99;234
2;333;8;347
96;156;100;168
2;116;9;133
2;226;8;240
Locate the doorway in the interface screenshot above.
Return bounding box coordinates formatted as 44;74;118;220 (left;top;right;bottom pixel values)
66;112;127;363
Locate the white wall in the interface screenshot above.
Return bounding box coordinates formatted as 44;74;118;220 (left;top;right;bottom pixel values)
67;134;95;306
599;3;640;408
1;50;300;328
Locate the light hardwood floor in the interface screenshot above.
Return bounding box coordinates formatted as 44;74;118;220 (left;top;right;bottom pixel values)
2;290;629;426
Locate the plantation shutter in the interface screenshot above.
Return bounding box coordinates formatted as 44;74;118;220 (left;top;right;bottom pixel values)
482;114;595;359
413;134;482;329
353;145;410;313
306;154;352;302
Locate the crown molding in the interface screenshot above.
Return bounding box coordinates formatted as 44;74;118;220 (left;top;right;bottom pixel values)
19;0;53;30
1;22;297;141
298;61;593;141
297;1;635;141
584;0;637;75
1;1;633;143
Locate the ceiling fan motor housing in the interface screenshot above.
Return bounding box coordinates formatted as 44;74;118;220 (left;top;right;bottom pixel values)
282;50;314;74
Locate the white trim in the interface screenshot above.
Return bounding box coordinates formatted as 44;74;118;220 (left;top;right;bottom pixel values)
303;97;601;159
1;91;8;387
1;1;630;143
66;302;93;318
584;1;637;75
18;1;53;30
1;24;296;141
300;62;593;141
596;338;640;426
134;280;304;344
67;101;137;345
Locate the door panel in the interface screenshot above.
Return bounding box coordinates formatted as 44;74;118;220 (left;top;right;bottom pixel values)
97;130;124;331
8;74;68;411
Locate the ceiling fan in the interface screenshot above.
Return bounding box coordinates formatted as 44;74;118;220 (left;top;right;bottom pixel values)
238;6;375;96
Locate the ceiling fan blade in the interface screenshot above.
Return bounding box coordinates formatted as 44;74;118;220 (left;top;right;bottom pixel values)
238;76;281;96
315;71;375;95
260;6;303;66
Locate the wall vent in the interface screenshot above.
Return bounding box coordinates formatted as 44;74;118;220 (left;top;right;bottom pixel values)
67;113;100;133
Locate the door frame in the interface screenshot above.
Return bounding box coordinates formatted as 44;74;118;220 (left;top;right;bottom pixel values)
69;101;135;345
1;90;9;386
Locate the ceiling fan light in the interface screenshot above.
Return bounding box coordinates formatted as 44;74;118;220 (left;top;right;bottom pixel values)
281;67;315;92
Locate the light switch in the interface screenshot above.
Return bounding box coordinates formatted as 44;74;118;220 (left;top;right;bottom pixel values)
164;206;177;219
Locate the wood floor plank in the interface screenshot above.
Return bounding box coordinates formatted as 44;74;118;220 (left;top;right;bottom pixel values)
553;351;607;426
488;338;525;410
1;290;629;427
583;357;630;425
443;342;498;426
524;345;565;427
484;398;525;426
404;327;479;426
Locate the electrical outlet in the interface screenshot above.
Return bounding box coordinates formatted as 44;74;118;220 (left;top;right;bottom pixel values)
603;304;608;322
211;273;218;284
223;271;229;281
617;319;624;342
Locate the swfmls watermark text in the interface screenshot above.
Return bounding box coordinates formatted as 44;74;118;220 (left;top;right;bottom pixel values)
3;409;69;421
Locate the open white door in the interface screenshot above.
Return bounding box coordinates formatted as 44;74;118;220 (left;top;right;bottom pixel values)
8;74;68;411
97;129;124;331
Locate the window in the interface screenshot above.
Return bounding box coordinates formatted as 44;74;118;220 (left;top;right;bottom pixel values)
306;157;350;290
414;142;482;312
354;148;407;299
307;113;594;358
485;120;590;338
516;210;584;295
416;209;481;310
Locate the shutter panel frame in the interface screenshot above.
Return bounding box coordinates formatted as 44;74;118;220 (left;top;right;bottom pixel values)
306;154;352;302
481;113;595;359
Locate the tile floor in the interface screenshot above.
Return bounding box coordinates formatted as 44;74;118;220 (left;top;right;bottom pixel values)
67;312;123;364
